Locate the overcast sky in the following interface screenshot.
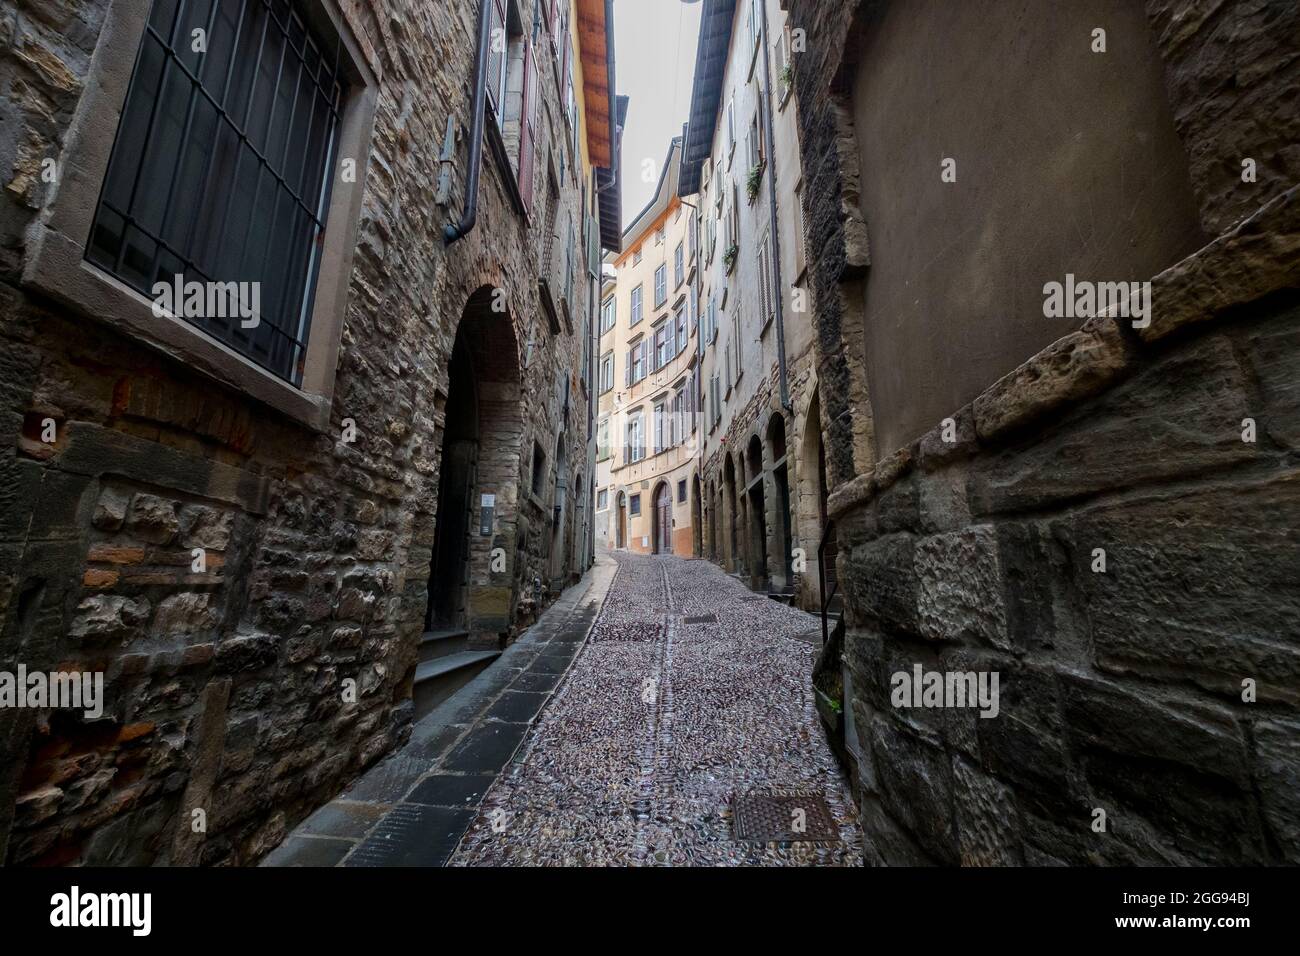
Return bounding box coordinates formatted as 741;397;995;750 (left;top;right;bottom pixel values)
614;0;703;228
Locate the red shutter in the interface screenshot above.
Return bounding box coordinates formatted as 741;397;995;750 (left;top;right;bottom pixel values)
519;38;537;215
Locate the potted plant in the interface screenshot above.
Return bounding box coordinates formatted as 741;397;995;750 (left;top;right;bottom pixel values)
722;245;738;273
746;162;764;202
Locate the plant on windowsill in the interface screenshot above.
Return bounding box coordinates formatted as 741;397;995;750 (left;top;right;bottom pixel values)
722;244;738;274
746;161;765;202
780;64;793;96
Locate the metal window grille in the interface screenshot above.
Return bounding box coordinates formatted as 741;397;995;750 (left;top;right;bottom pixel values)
86;0;347;384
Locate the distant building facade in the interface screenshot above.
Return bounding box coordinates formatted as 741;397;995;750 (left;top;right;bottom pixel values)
594;138;701;556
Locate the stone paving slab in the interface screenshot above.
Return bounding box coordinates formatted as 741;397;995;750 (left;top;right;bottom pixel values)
261;556;617;867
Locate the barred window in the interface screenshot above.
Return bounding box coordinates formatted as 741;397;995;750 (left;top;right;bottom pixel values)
86;0;348;384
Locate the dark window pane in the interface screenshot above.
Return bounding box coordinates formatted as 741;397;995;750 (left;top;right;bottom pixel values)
100;37;167;213
85;0;346;383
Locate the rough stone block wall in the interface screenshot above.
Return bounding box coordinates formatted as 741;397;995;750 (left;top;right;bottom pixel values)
790;0;1300;864
0;0;595;865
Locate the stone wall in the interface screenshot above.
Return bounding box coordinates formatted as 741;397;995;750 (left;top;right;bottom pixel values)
0;0;597;865
790;0;1300;864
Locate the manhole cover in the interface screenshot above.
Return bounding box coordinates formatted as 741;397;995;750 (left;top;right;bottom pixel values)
683;614;716;624
732;793;839;843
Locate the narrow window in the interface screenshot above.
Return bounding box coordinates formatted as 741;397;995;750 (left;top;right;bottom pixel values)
630;284;643;325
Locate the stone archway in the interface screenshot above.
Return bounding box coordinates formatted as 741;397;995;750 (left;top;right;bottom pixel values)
722;453;739;573
767;413;792;591
746;435;768;591
427;286;522;637
796;388;830;610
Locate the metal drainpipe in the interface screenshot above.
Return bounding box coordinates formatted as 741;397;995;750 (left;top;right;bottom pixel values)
758;0;791;411
445;0;493;245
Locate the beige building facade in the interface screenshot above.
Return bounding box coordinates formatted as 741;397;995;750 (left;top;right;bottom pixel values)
595;139;702;556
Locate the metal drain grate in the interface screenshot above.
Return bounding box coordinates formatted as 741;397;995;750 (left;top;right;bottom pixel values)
683;614;716;624
732;792;840;843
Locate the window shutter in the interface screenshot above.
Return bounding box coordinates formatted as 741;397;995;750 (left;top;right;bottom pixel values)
560;16;571;107
487;0;507;116
519;39;537;215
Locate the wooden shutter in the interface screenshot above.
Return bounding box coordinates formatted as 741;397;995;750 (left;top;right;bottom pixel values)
519;39;537;215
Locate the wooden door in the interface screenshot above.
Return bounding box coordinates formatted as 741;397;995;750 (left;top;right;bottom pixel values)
655;484;672;554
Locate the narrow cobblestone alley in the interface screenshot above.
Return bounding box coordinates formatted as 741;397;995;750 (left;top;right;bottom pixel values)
268;550;862;866
451;551;862;866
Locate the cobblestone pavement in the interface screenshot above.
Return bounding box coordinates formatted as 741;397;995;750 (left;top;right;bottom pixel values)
451;550;863;866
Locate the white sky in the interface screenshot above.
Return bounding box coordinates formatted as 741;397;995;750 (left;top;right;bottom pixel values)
614;0;703;229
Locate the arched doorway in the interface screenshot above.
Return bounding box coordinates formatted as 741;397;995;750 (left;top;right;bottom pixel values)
551;435;568;583
706;480;718;561
767;414;792;590
616;491;627;549
797;389;832;610
426;287;522;634
691;474;703;557
747;435;768;590
652;481;672;554
722;454;739;573
427;332;476;630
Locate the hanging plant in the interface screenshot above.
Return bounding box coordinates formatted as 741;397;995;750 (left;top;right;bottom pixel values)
746;162;764;202
723;245;738;273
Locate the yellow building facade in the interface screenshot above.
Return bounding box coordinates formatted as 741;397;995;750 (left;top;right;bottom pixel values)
595;138;702;555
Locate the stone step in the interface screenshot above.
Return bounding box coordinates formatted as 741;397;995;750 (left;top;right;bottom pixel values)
419;628;471;663
413;650;501;720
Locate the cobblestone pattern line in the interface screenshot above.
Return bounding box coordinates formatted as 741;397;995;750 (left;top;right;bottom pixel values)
451;550;864;865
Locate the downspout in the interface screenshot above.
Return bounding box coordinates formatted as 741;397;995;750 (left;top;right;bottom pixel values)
758;0;791;411
445;0;493;245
